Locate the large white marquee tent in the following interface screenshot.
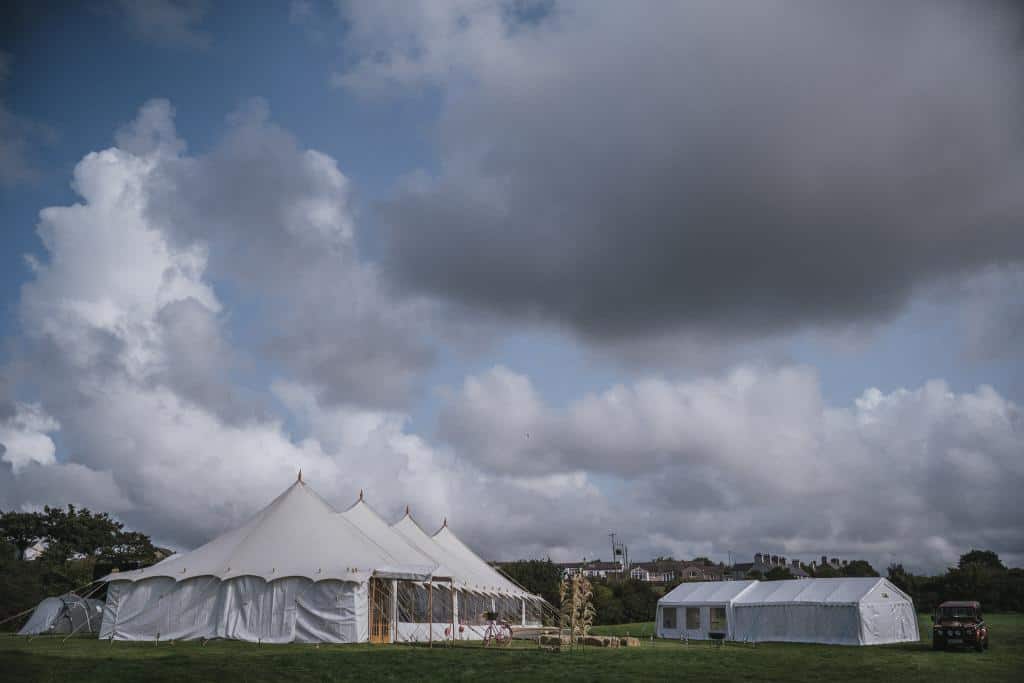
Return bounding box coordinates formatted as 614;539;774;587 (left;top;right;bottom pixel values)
656;577;918;646
99;477;544;643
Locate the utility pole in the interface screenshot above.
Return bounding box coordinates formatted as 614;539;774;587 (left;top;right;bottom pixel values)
609;532;628;573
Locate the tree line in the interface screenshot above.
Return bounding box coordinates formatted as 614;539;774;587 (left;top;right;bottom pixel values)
0;506;161;628
887;550;1024;613
496;559;675;625
1;506;157;566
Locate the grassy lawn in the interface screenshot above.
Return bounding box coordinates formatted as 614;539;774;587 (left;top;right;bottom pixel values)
1;614;1021;682
591;621;657;638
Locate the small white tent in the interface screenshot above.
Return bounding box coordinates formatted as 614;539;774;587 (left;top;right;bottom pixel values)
656;578;918;645
100;477;543;643
18;593;105;636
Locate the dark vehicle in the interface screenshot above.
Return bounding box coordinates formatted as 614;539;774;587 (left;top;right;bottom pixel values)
932;601;989;652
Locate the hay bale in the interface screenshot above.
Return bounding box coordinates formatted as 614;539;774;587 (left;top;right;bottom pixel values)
540;634;572;646
620;637;641;647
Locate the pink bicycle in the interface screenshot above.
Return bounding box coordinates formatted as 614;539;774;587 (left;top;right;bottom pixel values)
482;613;513;647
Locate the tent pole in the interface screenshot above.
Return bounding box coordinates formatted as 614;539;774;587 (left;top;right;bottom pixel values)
390;579;398;644
428;580;433;648
372;581;380;643
0;605;39;629
451;580;456;646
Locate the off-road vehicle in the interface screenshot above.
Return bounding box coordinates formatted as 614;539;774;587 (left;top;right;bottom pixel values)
932;601;989;652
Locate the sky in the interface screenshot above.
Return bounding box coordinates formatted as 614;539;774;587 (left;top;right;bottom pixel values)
0;0;1022;574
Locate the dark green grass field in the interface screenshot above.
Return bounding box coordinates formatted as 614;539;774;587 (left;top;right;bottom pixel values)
1;615;1021;682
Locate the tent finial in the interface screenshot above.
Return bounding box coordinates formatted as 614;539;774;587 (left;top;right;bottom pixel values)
405;504;410;516
359;489;363;501
297;469;303;483
442;517;447;528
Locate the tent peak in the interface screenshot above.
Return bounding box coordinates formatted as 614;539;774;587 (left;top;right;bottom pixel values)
405;504;410;516
359;489;364;501
297;469;303;483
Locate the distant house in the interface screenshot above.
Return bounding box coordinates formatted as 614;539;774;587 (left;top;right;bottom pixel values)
630;563;675;583
629;560;723;583
726;553;810;580
680;562;724;582
556;557;726;583
556;560;623;579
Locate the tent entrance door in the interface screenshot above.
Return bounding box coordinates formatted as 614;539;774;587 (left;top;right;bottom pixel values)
369;578;392;644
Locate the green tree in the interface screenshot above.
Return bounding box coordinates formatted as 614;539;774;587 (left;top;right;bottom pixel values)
887;563;909;589
764;566;793;581
811;563;839;578
885;550;1024;612
105;530;157;565
42;504;124;562
840;560;879;577
959;550;1004;571
496;559;561;607
0;511;46;560
591;583;623;624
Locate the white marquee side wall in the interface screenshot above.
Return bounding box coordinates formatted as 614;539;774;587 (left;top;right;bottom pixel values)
100;576;367;643
730;603;863;645
858;600;919;645
656;603;737;641
101;577;542;644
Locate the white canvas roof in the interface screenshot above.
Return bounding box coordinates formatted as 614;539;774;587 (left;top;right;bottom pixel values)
732;578;895;606
105;480;436;583
103;478;534;598
339;500;439;577
432;525;531;597
390;515;529;597
659;580;757;605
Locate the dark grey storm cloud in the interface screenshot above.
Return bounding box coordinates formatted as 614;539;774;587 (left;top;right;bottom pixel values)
141;99;435;409
373;1;1024;342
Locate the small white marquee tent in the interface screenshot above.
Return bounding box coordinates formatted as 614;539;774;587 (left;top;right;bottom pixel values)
99;477;543;643
656;578;918;646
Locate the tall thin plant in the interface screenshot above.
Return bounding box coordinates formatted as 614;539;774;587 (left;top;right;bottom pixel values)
558;574;596;642
574;575;595;636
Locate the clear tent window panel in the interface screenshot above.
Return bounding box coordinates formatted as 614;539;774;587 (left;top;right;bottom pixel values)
525;599;544;625
397;582;430;623
498;594;520;623
458;591;490;625
431;585;453;623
